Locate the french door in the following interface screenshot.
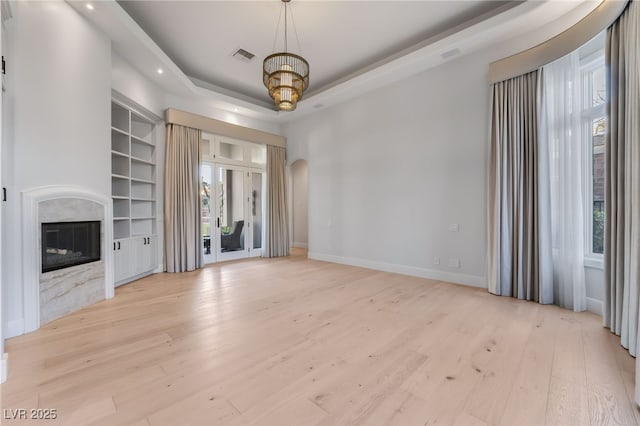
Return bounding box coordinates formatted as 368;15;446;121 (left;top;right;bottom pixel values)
201;162;264;263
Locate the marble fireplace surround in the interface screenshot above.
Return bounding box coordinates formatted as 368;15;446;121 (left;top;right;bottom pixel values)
22;186;114;333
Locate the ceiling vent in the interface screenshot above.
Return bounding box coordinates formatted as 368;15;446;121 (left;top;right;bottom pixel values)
233;48;255;63
440;48;461;60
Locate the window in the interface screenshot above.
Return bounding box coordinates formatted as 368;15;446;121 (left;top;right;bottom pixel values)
580;53;606;256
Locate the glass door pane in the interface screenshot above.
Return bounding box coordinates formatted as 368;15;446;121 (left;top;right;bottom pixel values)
201;164;215;263
251;172;263;252
216;166;247;259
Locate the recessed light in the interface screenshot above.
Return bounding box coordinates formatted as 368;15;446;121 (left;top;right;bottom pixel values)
86;3;94;10
234;108;239;112
157;68;164;75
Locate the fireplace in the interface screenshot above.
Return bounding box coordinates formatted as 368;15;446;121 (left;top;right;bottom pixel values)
41;221;101;273
19;188;112;332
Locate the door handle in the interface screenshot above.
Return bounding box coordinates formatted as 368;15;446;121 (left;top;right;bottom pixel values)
117;241;120;250
113;242;116;251
217;217;220;228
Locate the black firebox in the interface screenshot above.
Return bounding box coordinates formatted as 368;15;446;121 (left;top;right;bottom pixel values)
41;221;101;273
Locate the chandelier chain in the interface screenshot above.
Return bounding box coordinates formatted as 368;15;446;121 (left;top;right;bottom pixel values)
284;1;288;52
288;2;303;55
271;3;284;54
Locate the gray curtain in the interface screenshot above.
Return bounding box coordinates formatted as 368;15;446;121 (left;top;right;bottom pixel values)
164;123;203;272
487;70;553;303
604;0;640;359
264;145;289;258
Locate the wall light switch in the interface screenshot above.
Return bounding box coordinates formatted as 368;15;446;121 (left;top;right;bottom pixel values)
433;256;440;266
448;258;460;268
448;224;460;232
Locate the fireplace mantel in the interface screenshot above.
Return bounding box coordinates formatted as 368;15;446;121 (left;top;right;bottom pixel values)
22;186;114;333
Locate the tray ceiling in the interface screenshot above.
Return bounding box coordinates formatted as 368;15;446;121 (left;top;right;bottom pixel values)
117;1;508;106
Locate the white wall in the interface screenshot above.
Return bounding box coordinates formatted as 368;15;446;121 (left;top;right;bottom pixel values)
112;53;165;118
291;160;308;248
586;265;604;315
285;49;493;286
2;1;111;338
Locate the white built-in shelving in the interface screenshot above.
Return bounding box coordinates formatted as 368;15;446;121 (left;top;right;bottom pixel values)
111;101;158;285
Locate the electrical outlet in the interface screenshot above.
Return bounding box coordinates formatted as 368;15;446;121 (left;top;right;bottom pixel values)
433;256;440;266
448;258;460;268
448;223;460;232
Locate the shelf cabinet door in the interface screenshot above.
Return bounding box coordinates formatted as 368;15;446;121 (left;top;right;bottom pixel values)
134;236;157;275
114;239;133;284
148;235;157;271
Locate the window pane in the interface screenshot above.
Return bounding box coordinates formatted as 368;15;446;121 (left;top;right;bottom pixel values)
592;117;605;137
251;173;263;249
592;66;605;106
219;141;244;161
251;145;266;165
592;117;605;254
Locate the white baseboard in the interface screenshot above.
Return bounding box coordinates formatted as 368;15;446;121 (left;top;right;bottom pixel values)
586;297;603;317
1;353;7;383
153;264;164;274
308;252;487;288
115;270;156;288
6;319;24;338
292;242;308;249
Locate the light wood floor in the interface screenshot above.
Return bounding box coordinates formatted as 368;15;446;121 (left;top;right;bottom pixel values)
2;249;638;426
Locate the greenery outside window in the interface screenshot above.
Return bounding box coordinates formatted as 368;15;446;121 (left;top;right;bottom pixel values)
580;51;605;260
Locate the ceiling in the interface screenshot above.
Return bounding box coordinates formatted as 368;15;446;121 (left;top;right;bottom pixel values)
117;1;507;108
68;0;603;122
